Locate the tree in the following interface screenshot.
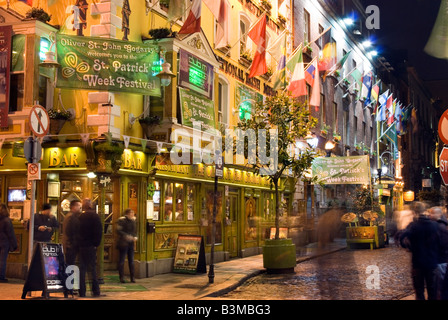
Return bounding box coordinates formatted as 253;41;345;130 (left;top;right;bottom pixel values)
236;93;318;239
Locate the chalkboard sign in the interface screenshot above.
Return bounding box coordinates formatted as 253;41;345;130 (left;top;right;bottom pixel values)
21;242;68;299
173;235;206;274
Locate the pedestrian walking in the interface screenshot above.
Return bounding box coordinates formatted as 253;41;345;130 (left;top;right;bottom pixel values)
400;201;440;300
0;204;17;282
116;208;137;283
62;199;82;266
34;203;58;243
78;198;103;297
429;206;448;299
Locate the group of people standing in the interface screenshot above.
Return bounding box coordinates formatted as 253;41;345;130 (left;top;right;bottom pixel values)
398;201;448;300
0;199;137;298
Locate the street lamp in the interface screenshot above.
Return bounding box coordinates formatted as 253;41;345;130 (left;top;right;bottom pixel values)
325;140;335;157
156;62;176;86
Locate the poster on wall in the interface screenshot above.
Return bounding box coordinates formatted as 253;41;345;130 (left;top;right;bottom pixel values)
179;87;216;132
56;34;161;96
178;49;214;100
311;155;371;185
173;234;206;274
0;26;12;128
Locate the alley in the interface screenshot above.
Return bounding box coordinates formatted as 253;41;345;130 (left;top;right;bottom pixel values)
219;244;414;300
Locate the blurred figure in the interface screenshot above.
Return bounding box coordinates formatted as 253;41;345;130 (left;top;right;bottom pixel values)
0;204;17;282
317;209;343;248
116;208;137;283
78;198;103;297
429;206;448;300
400;201;440;300
62;199;82;266
393;205;415;246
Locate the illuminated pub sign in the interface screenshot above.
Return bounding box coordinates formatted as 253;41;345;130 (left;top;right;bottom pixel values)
235;83;263;121
56;34;161;96
179;49;214;100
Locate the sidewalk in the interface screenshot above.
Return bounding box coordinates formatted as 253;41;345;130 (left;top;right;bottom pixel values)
0;239;347;300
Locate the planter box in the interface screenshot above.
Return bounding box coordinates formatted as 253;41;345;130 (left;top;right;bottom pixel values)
346;226;385;250
263;238;296;274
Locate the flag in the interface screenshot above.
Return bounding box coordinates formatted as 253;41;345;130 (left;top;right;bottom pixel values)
204;0;230;49
271;32;287;90
18;0;33;5
248;13;268;78
287;44;307;97
386;94;394;125
401;105;412;135
424;0;448;59
178;0;202;35
384;123;399;160
323;50;351;80
395;102;403;135
411;107;418;132
370;81;380;113
349;69;362;98
361;71;373;105
318;28;337;71
267;30;287;63
376;90;389;122
308;59;320;110
305;60;316;85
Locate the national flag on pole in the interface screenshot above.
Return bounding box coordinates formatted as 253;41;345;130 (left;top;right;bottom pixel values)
361;71;373;105
424;0;448;59
395;101;403;134
384;123;399;160
371;81;380;113
386;94;394;125
318;28;337;71
305;60;316;85
167;0;188;22
308;59;321;110
18;0;33;5
287;44;307;97
204;0;230;48
323;50;351;81
376;90;389;122
248;13;268;78
178;0;202;35
270;32;287;90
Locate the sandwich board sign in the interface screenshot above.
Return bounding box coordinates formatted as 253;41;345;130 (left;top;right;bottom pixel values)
173;234;206;274
21;243;68;299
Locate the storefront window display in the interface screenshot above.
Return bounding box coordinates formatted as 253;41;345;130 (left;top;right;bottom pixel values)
154;180;196;223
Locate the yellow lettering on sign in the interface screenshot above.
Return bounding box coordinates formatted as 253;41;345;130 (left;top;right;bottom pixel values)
0;153;7;165
49;149;61;167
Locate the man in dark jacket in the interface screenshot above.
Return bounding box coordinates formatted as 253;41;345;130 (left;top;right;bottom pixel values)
62;200;82;266
116;208;137;283
400;201;440;300
0;204;17;282
429;206;448;299
34;203;58;242
78;199;103;297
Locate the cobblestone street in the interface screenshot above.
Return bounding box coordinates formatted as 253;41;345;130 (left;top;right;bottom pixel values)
220;244;414;300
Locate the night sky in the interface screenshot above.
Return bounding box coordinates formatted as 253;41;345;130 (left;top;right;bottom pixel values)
361;0;448;81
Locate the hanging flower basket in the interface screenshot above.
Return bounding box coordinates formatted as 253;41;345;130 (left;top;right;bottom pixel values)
139;115;161;139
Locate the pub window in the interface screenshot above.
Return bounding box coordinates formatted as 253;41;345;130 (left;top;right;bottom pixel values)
164;182;174;221
10;35;25;112
174;183;184;221
240;14;251;57
153;181;161;221
320;93;326;125
317;24;324;49
304;9;311;44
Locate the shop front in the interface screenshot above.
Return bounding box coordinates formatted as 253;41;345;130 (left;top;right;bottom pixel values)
145;158;285;276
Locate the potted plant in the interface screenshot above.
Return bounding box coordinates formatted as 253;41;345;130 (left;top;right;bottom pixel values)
237;92;318;273
25;7;52;23
239;49;253;67
333;132;341;143
148;27;176;39
94;139;125;173
277;14;287;26
320;124;331;137
139;115;161;139
48;109;72;135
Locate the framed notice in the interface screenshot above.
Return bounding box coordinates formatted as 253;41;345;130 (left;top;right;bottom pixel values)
179;87;215;131
173;234;206;274
178;49;214;99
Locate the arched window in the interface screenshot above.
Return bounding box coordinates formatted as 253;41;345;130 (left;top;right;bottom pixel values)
218;75;230;129
239;13;251;56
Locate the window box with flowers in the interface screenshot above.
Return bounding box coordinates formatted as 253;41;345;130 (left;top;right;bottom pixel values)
139;115;161;139
239;49;253;68
48;109;72;134
320;124;331;137
333;132;341;143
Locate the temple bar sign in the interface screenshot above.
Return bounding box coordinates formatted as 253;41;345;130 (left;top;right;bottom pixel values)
56;34;161;96
311;155;371;185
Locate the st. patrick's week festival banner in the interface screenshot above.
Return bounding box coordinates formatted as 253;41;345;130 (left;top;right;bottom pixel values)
56;34;161;96
311;155;371;185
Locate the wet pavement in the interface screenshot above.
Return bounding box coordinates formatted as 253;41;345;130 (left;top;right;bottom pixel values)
221;243;414;300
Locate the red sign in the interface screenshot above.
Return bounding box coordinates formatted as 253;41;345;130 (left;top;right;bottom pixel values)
438;109;448;145
0;26;12;128
440;147;448;185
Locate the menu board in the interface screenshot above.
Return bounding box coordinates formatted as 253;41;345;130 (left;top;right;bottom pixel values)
173;235;206;274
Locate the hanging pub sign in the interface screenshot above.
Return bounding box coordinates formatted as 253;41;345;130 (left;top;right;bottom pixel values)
56;34;161;96
311;155;371;185
0;25;12;128
22;243;68;299
179;49;214;100
179;87;216;131
173;234;206;274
